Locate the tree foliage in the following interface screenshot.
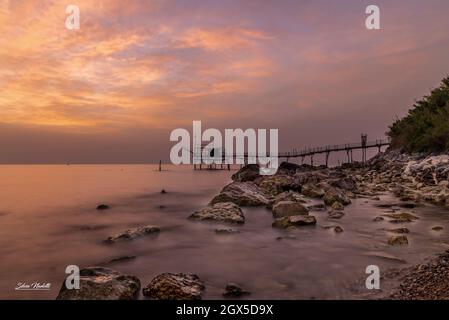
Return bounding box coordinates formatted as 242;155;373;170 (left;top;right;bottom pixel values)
387;76;449;153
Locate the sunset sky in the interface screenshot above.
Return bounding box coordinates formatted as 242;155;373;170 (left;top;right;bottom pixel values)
1;0;449;163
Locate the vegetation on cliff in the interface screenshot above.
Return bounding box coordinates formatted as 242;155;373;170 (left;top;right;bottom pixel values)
388;76;449;153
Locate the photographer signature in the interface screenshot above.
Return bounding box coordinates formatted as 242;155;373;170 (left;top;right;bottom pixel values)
15;282;51;291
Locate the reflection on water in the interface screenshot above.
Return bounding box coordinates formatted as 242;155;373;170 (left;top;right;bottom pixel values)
0;164;449;299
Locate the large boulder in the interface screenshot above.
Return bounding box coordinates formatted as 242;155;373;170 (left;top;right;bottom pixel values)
323;188;351;206
232;164;260;182
142;273;205;300
272;215;317;228
189;202;245;224
56;267;140;300
210;182;269;206
272;201;309;218
105;225;160;243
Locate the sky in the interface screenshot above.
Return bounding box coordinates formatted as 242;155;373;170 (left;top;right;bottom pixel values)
1;0;449;163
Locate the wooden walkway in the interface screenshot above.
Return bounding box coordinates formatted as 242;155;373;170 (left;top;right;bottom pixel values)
192;135;390;169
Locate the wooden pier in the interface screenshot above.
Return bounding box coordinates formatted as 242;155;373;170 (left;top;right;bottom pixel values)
193;135;390;170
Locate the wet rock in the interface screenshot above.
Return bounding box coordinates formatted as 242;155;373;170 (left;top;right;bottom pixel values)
56;267;140;300
232;164;260;182
331;201;344;211
329;176;357;191
272;201;309;218
432;226;444;231
328;211;345;219
210;182;269;207
388;235;409;246
215;227;240;234
189;202;245;224
161;189;167;194
223;283;250;297
272;215;317;229
323;188;351;206
307;203;327;211
104;256;137;264
96;204;110;210
301;183;326;198
276;162;302;175
142;273;205;300
322;225;343;233
105;225;160;243
382;212;419;223
387;228;410;234
373;216;384;222
267;191;307;209
257;175;301;196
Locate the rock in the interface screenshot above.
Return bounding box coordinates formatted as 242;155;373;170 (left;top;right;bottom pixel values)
96;204;110;210
272;215;317;228
331;201;344;210
232;164;260;182
328;211;345;219
323;188;351;206
257;175;301;196
56;267;140;300
223;283;250;297
161;189;167;194
388;235;409;246
210;182;269;206
373;216;384;222
215;228;240;234
267;191;307;209
105;225;160;243
301;183;326;198
276;162;302;175
382;212;419;223
329;176;357;191
142;273;204;300
307;203;327;211
189;202;245;224
272;201;309;218
104;256;137;265
432;226;444;231
322;225;344;233
387;228;410;234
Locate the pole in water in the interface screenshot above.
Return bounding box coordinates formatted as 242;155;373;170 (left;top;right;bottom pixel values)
159;160;162;172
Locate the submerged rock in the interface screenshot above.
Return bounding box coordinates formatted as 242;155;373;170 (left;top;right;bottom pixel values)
272;215;317;228
96;204;110;210
382;212;419;223
387;228;410;234
272;201;309;218
223;283;250;297
328;210;345;219
56;267;140;300
432;226;444;231
210;182;269;207
105;225;160;243
215;227;240;234
322;225;344;233
142;273;205;300
373;216;385;222
189;202;245;224
388;235;409;246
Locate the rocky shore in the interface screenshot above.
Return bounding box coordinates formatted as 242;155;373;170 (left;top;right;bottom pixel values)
56;151;449;300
